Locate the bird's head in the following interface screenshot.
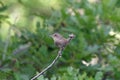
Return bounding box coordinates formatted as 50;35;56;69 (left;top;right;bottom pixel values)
50;33;63;40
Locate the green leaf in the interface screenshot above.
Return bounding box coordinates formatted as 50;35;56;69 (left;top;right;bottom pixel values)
95;71;103;80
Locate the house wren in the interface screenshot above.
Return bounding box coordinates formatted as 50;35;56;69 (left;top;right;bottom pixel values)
51;33;75;49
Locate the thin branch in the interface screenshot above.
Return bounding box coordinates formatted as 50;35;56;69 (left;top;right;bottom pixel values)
13;42;31;54
2;26;11;61
2;17;18;61
31;48;63;80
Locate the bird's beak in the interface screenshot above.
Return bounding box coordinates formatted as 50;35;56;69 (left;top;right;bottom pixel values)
49;34;53;37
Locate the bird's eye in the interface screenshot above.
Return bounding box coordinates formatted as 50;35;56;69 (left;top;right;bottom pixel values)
54;34;57;36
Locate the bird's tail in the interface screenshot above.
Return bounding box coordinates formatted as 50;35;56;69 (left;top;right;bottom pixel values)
67;34;75;42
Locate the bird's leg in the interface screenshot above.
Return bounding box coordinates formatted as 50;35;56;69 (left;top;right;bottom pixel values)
58;47;64;57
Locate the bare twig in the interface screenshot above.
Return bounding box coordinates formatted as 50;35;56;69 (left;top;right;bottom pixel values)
31;48;63;80
13;42;31;54
2;27;11;61
2;16;18;60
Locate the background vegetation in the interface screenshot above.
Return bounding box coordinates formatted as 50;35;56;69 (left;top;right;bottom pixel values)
0;0;120;80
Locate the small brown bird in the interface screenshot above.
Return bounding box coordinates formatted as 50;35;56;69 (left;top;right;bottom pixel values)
51;33;75;49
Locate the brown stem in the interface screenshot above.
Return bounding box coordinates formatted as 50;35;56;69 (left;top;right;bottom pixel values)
31;48;63;80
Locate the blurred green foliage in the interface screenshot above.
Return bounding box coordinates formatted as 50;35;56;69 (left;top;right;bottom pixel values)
0;0;120;80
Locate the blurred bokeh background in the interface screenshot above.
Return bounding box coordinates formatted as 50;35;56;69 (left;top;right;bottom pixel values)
0;0;120;80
